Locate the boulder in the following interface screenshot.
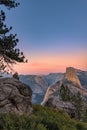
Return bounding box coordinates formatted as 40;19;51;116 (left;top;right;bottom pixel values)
0;78;32;114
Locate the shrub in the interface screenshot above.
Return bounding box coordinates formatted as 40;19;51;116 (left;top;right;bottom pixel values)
0;105;87;130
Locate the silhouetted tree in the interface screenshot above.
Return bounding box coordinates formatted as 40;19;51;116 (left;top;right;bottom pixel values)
0;0;27;73
13;72;19;80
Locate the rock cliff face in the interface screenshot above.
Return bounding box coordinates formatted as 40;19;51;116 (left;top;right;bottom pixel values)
65;67;82;87
45;98;76;117
19;68;87;104
0;78;32;114
41;67;87;117
35;76;47;90
19;73;63;104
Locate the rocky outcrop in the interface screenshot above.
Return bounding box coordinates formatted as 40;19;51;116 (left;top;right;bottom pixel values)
0;78;32;115
41;67;87;117
45;98;76;117
41;81;61;105
65;67;82;88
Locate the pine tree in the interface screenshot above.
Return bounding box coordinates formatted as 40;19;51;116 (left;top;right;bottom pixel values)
13;72;19;80
83;105;87;122
60;84;71;101
72;92;84;120
0;0;27;73
60;85;85;120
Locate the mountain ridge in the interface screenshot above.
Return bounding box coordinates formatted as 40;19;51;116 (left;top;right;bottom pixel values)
41;67;87;118
19;67;87;104
19;73;63;104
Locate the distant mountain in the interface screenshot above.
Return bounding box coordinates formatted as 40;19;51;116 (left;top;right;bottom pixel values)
77;70;87;89
65;67;82;87
20;68;87;105
19;73;63;104
1;67;87;106
41;67;87;118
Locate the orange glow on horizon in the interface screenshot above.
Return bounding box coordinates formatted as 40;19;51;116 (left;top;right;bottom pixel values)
14;52;87;74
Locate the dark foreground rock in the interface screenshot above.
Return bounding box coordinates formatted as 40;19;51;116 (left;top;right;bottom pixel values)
0;78;32;114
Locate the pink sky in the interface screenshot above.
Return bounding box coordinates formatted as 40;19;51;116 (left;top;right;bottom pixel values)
14;52;87;74
4;0;87;75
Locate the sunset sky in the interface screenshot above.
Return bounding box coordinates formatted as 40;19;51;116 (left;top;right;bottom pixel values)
3;0;87;74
